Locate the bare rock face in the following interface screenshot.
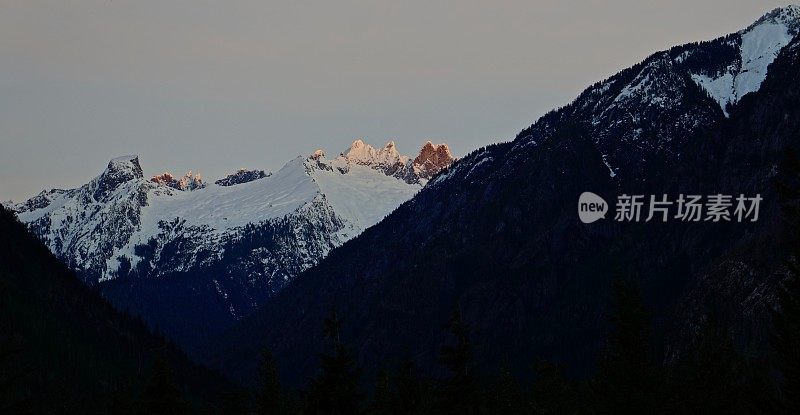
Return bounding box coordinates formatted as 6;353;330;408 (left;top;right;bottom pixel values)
150;171;206;190
330;139;454;184
214;169;270;186
96;155;144;199
12;189;68;214
413;141;454;180
150;172;178;187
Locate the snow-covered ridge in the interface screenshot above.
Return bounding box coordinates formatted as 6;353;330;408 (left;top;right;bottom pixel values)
500;6;799;186
10;139;452;299
7;141;452;339
689;5;800;116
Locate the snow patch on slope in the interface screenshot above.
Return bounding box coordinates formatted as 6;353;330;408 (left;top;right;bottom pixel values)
691;72;735;113
691;12;796;116
602;155;617;178
737;22;793;99
312;162;420;231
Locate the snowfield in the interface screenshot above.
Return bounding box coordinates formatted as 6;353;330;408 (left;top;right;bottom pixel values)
10;139;452;287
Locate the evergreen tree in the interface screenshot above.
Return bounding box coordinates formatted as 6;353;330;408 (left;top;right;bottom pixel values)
255;347;284;415
138;355;188;415
773;270;800;414
0;284;17;407
531;361;577;415
773;148;800;413
439;307;479;415
0;276;36;414
592;274;662;414
0;325;29;412
740;361;779;415
305;309;362;415
490;366;526;414
370;368;392;415
667;314;751;413
217;391;250;415
106;382;136;415
393;356;422;415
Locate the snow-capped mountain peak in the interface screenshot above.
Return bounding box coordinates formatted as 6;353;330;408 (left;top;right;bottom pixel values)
327;139;455;184
341;138;408;168
106;155;143;178
749;4;800;29
689;5;800;116
499;6;800;183
10;139;453;342
97;155;144;195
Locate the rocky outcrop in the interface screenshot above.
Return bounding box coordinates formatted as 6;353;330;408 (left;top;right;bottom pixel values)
150;171;206;190
95;155;144;199
413;141;454;180
327;139;454;184
214;169;270;187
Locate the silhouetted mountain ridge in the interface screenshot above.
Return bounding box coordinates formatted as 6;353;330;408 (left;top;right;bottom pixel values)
209;9;800;387
0;205;235;413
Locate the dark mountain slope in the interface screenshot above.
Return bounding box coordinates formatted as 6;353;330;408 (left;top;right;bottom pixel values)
667;34;800;358
211;16;800;388
0;206;235;413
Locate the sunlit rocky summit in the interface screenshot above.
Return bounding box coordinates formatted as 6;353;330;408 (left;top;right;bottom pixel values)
317;139;454;184
150;170;207;191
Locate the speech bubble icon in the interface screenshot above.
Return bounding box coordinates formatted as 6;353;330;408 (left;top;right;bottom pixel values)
578;192;608;224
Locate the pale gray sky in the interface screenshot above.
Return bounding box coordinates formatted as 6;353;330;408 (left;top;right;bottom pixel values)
0;0;791;201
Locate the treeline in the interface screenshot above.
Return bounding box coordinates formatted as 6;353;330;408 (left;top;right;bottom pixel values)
10;261;797;414
198;265;796;415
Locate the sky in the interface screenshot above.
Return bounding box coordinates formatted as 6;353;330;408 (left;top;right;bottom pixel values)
0;0;792;201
